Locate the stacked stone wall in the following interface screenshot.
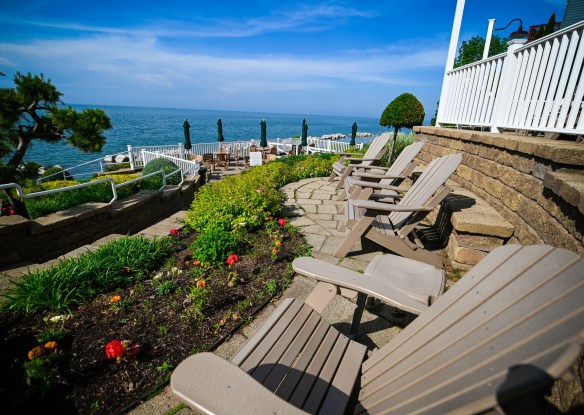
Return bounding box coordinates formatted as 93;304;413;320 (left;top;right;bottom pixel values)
0;181;196;267
414;127;584;257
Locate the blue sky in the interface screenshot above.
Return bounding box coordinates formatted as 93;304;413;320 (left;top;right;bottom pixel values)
0;0;566;119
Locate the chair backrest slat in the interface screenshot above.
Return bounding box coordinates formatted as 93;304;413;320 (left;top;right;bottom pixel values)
381;141;424;183
357;244;584;414
361;133;390;165
386;153;461;227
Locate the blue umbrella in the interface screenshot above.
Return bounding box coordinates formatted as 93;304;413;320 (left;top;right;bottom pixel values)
260;119;267;148
301;118;308;147
350;121;357;147
183;118;192;150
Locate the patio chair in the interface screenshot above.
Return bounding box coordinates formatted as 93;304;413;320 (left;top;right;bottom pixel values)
216;151;229;170
328;133;391;190
335;153;462;267
202;153;216;171
171;244;584;415
337;141;424;201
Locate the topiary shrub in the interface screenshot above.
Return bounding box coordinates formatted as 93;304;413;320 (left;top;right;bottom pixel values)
380;92;425;163
142;158;181;187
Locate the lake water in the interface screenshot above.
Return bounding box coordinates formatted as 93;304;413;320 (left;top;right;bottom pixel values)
24;105;388;170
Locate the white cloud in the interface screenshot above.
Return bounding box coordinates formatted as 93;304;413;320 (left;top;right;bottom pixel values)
0;2;377;39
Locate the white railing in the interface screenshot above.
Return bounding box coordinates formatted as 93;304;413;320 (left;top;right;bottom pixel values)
129;144;185;168
37;150;133;183
306;138;364;153
1;170;166;205
437;20;584;135
140;150;199;181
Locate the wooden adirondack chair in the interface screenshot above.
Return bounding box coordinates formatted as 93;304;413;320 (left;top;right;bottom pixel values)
171;244;584;415
337;141;424;201
328;133;391;190
334;153;462;267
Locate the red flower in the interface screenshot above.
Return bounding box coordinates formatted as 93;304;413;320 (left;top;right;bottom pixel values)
105;340;126;359
277;218;287;226
226;254;239;266
169;228;179;236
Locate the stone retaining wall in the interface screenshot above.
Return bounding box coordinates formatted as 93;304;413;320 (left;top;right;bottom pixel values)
414;126;584;259
0;181;196;267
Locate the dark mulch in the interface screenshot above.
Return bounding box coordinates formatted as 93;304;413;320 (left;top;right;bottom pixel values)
0;227;309;414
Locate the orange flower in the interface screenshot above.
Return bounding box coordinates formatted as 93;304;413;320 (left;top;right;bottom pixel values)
110;295;122;303
28;345;45;360
274;240;281;247
44;341;58;351
272;248;279;255
193;260;201;266
196;279;206;288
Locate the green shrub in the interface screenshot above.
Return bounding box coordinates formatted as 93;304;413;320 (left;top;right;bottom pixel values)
142;158;181;187
104;163;131;172
1;236;171;314
185;153;335;264
190;223;245;265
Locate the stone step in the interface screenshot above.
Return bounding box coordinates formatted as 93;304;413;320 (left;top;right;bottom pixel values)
543;169;584;215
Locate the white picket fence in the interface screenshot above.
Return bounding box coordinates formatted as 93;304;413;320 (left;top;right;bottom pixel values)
437;20;584;135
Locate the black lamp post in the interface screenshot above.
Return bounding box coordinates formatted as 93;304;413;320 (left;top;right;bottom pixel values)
495;18;528;39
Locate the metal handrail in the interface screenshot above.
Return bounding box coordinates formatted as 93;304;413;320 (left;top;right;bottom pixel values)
1;169;169;206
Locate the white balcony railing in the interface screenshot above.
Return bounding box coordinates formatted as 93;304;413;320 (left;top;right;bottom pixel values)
437;20;584;136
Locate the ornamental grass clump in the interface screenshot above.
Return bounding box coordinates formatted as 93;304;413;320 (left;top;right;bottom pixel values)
1;236;172;314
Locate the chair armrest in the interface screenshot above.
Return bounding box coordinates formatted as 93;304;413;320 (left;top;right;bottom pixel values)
293;257;429;315
346;158;379;163
352;171;405;180
352;199;433;212
338;152;363;157
349;179;408;192
172;353;308;415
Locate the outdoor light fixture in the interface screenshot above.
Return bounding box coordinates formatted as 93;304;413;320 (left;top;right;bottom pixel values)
494;18;528;39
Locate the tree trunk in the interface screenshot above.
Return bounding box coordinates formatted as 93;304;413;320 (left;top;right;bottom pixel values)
388;127;398;164
3;134;31;218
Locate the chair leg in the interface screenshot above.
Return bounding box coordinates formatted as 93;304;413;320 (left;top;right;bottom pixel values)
365;231;445;269
334;215;375;257
349;292;368;339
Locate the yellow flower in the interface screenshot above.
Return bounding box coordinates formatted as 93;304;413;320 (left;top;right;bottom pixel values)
110;295;122;303
44;341;58;351
274;240;281;247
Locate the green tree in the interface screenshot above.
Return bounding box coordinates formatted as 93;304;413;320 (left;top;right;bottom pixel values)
379;93;425;161
454;35;508;68
533;13;557;40
0;72;112;217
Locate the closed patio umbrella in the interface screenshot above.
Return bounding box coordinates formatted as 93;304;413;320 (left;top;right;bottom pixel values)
260;119;267;148
183;118;192;152
301;118;308;147
217;118;225;143
350;121;357;147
